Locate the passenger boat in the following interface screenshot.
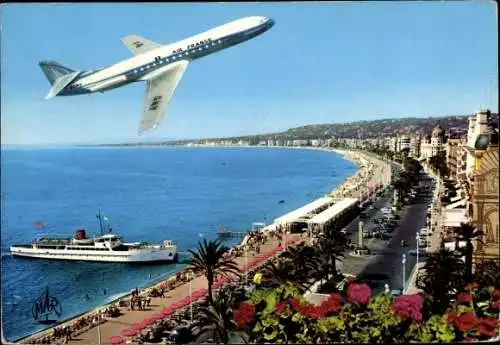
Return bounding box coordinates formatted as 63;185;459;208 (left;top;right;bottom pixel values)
10;214;177;263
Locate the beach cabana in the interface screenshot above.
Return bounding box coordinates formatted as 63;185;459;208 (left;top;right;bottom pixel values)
307;198;359;233
274;197;334;232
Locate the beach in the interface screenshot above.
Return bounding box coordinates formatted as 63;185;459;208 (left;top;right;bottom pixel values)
14;147;389;345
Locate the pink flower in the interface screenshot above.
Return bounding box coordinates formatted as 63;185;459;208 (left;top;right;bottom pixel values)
391;294;424;322
346;283;372;305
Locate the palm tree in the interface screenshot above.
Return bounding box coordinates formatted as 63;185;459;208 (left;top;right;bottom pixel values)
317;227;349;284
454;222;483;282
417;247;466;314
281;243;322;282
190;288;237;344
187;239;240;308
260;258;309;292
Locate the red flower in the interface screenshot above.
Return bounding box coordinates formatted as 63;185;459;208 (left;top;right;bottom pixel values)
458;292;473;304
232;302;256;329
347;283;372;305
390;294;424;322
275;301;289;314
476;317;499;338
493;289;500;300
454;312;479;333
289;298;303;312
300;305;321;319
447;311;459;325
492;300;500;310
319;293;341;314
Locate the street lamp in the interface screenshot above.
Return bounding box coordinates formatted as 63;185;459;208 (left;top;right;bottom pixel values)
416;233;420;279
401;254;407;294
245;245;248;287
96;310;102;345
187;271;194;322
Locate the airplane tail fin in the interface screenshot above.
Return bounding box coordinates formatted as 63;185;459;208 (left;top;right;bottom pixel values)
39;60;76;85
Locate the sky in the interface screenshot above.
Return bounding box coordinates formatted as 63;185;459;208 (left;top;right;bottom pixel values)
1;2;498;145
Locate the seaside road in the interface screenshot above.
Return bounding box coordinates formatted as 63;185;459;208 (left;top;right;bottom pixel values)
354;178;434;295
24;233;303;345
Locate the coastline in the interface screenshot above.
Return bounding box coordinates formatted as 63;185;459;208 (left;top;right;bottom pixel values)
11;147;386;344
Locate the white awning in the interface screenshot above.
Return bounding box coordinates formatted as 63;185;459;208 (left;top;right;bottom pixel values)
450;195;462;203
442;209;469;227
307;198;359;226
445;199;466;209
274;197;333;224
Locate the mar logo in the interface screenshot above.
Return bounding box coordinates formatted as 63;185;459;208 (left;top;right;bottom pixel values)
31;286;62;324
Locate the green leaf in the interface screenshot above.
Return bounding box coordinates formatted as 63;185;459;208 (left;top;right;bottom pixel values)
292;312;303;323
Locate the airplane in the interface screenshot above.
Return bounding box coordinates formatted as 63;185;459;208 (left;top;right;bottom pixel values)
39;16;275;134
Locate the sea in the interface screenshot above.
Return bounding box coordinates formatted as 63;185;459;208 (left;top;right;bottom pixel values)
0;146;358;341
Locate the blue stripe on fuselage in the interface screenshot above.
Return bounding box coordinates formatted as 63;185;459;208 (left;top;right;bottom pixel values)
60;21;272;96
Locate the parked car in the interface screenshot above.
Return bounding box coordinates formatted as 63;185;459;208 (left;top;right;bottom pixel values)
419;228;430;236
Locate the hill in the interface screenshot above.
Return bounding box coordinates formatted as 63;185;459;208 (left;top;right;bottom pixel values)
103;113;498;147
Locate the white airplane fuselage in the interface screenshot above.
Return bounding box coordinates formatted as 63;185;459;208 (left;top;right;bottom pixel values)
61;16;274;96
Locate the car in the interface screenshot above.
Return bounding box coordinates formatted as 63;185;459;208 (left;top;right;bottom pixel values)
419;228;430;236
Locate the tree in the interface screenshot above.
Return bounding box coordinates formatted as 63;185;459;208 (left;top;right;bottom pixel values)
187;239;240;308
417;247;466;315
260;258;309;292
317;228;350;285
281;243;322;282
190;288;237;344
454;222;484;282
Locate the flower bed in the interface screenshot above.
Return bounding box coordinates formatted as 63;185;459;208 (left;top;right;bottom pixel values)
232;281;500;343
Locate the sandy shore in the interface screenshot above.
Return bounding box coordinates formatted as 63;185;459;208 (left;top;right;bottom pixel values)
13;148;388;345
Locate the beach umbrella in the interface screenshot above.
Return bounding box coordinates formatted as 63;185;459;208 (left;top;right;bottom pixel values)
161;307;174;316
131;322;148;331
108;336;124;345
120;329;138;337
143;318;156;325
151;313;164;320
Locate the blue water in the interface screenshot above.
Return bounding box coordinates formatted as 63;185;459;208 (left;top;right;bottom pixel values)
1;146;358;341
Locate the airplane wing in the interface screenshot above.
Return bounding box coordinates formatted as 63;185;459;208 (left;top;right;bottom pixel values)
120;35;162;55
138;60;189;134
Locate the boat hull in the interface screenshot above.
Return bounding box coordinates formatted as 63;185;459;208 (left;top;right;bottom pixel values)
9;247;177;263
